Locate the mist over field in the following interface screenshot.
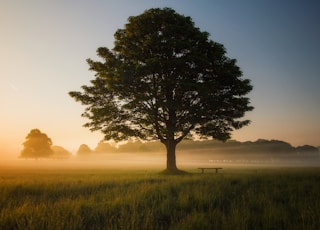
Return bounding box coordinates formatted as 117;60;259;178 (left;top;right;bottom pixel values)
1;139;319;171
1;141;319;229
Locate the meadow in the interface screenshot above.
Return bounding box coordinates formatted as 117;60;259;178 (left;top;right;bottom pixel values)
0;165;319;230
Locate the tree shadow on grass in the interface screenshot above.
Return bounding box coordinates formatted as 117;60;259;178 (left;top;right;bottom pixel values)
159;169;191;175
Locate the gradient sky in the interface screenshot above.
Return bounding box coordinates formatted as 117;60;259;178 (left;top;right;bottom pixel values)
1;0;319;157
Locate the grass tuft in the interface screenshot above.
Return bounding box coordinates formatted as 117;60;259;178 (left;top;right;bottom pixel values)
159;168;190;175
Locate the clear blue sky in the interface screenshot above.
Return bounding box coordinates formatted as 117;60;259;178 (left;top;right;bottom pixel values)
1;0;319;157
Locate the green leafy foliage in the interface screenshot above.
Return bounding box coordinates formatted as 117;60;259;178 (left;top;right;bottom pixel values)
69;8;253;171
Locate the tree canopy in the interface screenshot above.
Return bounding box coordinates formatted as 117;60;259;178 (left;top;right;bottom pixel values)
77;144;92;156
69;8;253;172
20;129;53;159
51;146;72;159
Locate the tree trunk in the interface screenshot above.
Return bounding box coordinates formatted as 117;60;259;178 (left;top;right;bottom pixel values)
165;140;178;172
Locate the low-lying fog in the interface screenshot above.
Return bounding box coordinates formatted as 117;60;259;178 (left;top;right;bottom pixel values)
1;139;319;171
1;150;319;172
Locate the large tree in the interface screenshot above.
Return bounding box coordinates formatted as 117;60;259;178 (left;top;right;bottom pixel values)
69;8;253;173
20;129;53;159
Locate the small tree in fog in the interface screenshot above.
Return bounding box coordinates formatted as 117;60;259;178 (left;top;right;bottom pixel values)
52;146;72;159
69;8;253;173
77;144;92;156
20;129;53;159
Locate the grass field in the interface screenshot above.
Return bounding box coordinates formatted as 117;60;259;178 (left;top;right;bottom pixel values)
0;166;319;230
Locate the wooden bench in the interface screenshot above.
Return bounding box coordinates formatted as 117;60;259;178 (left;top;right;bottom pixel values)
198;167;223;174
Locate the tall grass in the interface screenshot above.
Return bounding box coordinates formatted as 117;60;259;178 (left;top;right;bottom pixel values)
0;168;319;229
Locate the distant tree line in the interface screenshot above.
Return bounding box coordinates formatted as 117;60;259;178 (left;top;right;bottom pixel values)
20;129;318;161
87;139;319;156
20;129;71;159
